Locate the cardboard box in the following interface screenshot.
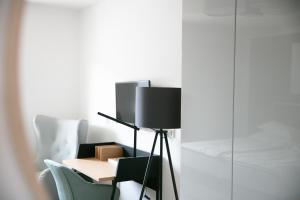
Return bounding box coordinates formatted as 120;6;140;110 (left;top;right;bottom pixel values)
95;145;123;161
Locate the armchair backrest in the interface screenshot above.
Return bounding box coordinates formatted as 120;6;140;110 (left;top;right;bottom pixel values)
44;159;120;200
34;115;88;171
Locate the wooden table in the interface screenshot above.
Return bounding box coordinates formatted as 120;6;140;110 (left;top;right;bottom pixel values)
63;158;117;182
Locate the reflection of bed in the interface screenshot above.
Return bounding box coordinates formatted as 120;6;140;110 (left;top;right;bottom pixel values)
181;122;300;200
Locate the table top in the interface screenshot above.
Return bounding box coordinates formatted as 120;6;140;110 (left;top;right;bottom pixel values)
63;158;117;182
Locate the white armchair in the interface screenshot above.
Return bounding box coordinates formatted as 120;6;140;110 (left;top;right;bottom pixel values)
34;115;88;199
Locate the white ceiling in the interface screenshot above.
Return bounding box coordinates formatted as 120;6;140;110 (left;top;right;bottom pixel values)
26;0;99;9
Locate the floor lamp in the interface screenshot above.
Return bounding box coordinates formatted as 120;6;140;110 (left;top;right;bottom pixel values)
135;87;181;200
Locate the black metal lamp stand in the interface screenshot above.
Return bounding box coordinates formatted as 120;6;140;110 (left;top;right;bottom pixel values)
139;129;179;200
135;87;181;200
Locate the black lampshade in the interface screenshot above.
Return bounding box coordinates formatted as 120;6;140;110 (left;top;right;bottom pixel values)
135;87;181;129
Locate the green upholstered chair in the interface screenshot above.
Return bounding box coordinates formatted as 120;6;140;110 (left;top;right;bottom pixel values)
35;115;88;200
44;159;120;200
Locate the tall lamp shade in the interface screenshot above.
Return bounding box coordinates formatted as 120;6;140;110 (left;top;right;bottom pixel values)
135;87;181;129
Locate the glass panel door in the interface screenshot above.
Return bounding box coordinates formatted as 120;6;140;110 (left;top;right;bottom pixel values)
233;1;300;199
181;0;236;199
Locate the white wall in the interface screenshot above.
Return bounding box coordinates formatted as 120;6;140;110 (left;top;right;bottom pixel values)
20;1;182;199
79;0;182;199
20;3;81;148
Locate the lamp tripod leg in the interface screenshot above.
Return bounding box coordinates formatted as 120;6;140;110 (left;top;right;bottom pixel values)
159;131;163;200
163;132;179;200
139;131;159;200
134;128;137;157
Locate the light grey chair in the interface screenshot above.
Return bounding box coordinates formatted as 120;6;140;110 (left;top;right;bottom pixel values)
34;115;88;200
44;159;120;200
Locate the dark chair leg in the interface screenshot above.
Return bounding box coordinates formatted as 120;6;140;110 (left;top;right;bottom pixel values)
111;181;117;200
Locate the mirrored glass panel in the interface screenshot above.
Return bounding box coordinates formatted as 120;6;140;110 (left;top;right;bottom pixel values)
234;1;300;199
181;0;235;199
